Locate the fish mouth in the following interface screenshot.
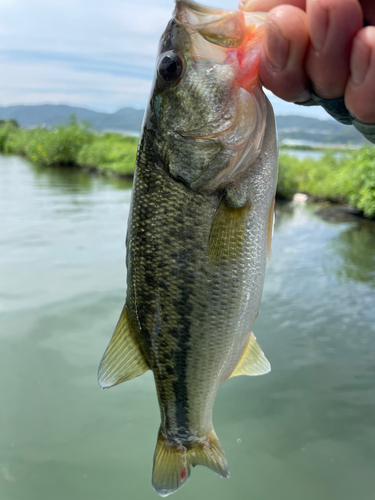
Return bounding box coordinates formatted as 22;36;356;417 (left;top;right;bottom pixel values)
174;0;265;83
175;0;266;48
175;0;246;49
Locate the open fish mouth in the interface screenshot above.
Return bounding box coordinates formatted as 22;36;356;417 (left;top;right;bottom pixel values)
175;0;247;49
175;0;266;55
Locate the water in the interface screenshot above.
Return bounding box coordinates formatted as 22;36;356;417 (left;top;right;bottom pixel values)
280;148;326;161
1;156;375;500
280;149;348;161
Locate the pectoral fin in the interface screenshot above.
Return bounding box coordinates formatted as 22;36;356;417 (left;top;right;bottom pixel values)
230;332;270;377
98;305;149;389
207;200;249;265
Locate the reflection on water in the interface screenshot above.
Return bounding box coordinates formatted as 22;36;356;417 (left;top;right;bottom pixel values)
1;155;375;500
279;148;348;161
280;148;326;161
329;225;375;287
30;162;133;193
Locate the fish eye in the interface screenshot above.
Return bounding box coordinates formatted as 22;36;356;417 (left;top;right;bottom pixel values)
158;52;183;83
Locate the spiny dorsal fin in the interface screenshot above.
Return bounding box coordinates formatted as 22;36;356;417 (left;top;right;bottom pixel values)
230;332;270;377
207;200;249;265
152;428;229;497
98;305;149;389
267;196;275;262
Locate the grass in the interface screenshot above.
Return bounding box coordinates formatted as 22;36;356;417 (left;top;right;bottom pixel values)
277;147;375;218
1;116;138;177
1;117;374;218
77;132;138;176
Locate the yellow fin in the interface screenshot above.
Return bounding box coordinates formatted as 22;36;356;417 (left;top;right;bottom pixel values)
98;305;149;389
267;196;275;262
152;428;229;497
230;332;270;377
207;200;249;265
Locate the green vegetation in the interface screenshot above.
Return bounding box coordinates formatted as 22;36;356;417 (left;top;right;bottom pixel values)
77;133;138;176
278;147;375;218
0;118;19;151
5;118;94;168
0;116;137;177
329;226;375;287
1;117;374;218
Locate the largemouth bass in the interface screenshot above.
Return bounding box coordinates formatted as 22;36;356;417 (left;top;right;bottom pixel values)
98;0;278;496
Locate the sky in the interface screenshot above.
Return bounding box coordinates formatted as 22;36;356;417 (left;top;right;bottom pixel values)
0;0;329;119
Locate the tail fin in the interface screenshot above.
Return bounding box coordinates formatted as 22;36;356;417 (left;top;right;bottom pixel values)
152;428;229;497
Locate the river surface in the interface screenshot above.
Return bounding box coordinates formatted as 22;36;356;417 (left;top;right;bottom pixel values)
280;148;348;161
1;155;375;500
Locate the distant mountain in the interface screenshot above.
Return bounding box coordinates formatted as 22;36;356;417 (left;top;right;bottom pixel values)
276;115;366;145
0;104;145;133
0;105;368;144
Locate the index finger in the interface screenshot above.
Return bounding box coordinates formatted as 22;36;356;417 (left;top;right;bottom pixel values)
240;0;306;12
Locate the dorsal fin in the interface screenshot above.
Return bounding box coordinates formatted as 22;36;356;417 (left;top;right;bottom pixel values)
98;305;149;389
230;332;270;377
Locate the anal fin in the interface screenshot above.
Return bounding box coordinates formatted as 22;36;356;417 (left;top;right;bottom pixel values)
230;332;270;377
98;305;149;389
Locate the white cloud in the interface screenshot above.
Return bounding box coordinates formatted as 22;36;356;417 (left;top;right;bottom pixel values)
0;60;152;110
0;0;227;112
0;0;332;119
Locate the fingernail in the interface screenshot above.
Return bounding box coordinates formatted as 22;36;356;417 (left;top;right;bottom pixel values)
350;37;371;86
265;20;289;71
309;0;329;51
295;90;312;103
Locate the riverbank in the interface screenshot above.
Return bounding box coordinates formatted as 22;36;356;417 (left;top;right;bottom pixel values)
1;118;374;218
278;147;375;218
0;117;137;178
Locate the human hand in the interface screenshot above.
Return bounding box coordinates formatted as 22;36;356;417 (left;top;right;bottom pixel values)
240;0;375;124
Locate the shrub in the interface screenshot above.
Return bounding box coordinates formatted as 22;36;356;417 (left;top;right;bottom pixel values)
339;147;375;218
3;116;94;167
277;146;375;218
77;133;138;176
0;120;20;152
26;121;94;167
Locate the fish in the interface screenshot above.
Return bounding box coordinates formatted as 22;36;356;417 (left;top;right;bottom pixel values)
98;0;278;496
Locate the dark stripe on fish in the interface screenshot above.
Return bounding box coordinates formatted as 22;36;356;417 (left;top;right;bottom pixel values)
170;251;193;440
